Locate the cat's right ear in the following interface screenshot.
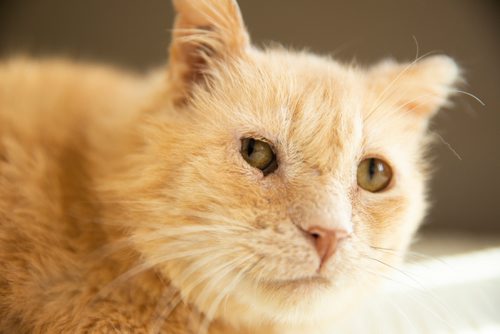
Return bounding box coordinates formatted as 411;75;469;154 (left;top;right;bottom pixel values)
167;0;250;105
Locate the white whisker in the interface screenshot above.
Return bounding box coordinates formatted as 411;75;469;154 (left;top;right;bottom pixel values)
435;133;463;161
451;89;485;106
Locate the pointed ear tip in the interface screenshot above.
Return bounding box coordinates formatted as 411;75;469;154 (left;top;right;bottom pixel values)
172;0;183;10
422;55;461;85
172;0;204;14
173;0;239;11
172;0;189;15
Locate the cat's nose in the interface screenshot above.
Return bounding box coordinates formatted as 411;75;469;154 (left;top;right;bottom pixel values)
307;226;349;271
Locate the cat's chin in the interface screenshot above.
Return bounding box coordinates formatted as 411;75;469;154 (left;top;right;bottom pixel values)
213;273;356;329
161;255;353;325
161;258;366;331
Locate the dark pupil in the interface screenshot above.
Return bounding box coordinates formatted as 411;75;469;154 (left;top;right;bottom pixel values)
368;158;376;179
247;138;255;156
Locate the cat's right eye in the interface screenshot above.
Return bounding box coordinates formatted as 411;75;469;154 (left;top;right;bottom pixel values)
357;157;393;192
240;138;277;176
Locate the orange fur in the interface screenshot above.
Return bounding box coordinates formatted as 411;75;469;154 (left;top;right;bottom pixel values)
0;1;459;333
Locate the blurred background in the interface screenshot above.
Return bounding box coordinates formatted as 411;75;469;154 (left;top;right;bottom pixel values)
0;0;498;234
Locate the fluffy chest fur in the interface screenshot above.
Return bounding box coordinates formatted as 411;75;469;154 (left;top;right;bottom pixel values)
0;0;459;333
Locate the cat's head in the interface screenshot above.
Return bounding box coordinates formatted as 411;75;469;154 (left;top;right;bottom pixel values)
117;0;459;328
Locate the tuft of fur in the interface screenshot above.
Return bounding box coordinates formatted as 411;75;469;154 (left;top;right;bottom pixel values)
0;1;459;333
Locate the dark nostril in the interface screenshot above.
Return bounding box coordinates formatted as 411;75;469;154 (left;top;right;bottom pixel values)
311;232;320;240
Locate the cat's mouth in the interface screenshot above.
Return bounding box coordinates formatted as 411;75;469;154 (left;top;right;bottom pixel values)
263;274;330;289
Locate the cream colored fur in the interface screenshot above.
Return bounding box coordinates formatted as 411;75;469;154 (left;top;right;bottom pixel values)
0;0;459;333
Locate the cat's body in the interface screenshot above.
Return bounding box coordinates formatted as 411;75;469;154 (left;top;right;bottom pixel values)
0;1;459;333
0;59;161;333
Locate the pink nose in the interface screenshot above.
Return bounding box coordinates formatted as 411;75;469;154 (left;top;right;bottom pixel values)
307;226;349;271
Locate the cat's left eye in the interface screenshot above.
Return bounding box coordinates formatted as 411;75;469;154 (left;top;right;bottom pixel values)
357;157;393;192
240;138;277;176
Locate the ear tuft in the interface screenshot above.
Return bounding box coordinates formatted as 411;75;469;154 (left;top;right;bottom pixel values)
167;0;250;105
369;55;461;118
418;55;460;88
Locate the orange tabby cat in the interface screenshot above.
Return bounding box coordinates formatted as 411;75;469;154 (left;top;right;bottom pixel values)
0;0;459;333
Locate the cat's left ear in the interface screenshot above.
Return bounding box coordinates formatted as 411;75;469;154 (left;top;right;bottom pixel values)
368;55;460;121
167;0;250;105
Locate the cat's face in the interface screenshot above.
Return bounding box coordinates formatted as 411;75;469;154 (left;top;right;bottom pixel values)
120;0;459;327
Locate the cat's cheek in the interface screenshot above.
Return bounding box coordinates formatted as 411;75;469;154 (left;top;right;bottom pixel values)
349;186;426;281
244;228;321;281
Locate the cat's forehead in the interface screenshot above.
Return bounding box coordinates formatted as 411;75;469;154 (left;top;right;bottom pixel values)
207;49;365;169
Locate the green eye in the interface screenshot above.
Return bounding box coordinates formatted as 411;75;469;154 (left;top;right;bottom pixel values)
240;138;277;176
357;158;393;192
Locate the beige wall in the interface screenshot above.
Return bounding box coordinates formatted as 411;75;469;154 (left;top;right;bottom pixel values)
0;0;498;231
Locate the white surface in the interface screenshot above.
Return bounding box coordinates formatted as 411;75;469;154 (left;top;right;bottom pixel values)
336;232;500;334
